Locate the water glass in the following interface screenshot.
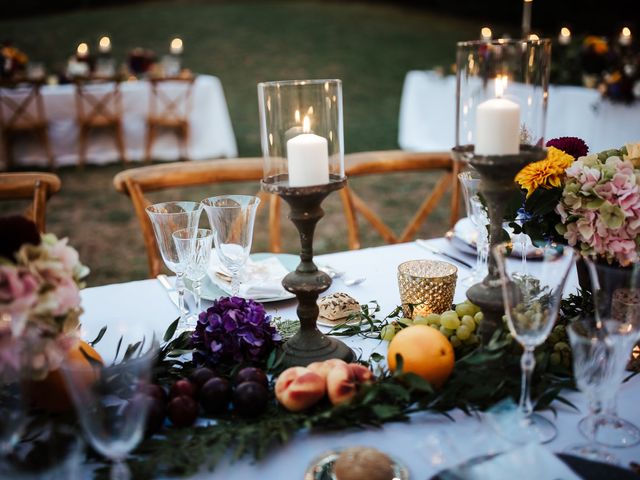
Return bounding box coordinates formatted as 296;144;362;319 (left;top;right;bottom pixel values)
173;228;213;326
494;243;576;443
62;325;158;480
458;170;488;284
201;195;260;296
146;201;201;332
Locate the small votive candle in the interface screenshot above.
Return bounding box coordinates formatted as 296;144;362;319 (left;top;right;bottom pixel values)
558;27;571;45
170;37;184;55
480;27;492;42
397;260;458;318
76;42;89;58
619;27;632;47
98;36;111;54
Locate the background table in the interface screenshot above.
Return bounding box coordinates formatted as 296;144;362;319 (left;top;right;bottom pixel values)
399;70;640;153
80;240;640;479
1;75;237;168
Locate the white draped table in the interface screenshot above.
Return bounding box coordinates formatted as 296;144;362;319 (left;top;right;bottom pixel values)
1;75;237;168
80;240;640;479
399;70;640;153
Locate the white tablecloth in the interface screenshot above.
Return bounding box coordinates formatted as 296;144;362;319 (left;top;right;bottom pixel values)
79;240;640;479
1;75;237;168
399;70;640;153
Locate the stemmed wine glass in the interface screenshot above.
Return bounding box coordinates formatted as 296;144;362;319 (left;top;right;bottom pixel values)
494;243;576;443
62;324;158;480
201;195;260;297
458;170;488;284
146;201;201;332
173;228;213;325
581;258;640;448
566;319;627;463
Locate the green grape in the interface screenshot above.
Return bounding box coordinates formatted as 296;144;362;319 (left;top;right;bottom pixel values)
461;315;476;332
450;335;461;348
547;333;560;345
550;352;561;366
429;324;439;330
380;325;396;341
455;303;476;318
440;311;461;330
456;324;471;340
553;325;566;335
464;334;480;345
397;318;413;328
474;311;484;323
425;313;441;325
413;315;429;326
439;326;454;337
554;341;570;352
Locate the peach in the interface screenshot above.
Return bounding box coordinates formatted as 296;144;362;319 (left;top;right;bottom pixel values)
275;367;326;412
327;363;374;406
307;358;348;382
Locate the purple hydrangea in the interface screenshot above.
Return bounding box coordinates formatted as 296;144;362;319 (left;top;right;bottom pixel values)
546;137;589;159
191;296;282;367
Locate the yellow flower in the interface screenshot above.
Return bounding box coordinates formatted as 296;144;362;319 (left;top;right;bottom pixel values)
515;146;575;198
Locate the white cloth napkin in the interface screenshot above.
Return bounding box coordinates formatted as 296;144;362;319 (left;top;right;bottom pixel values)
463;443;581;480
207;254;289;299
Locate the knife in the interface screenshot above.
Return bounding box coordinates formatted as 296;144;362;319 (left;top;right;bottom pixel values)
156;274;186;312
415;239;474;269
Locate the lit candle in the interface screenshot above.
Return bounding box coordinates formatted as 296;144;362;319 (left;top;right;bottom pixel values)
619;27;632;46
286;115;329;187
558;27;571;45
76;42;89;58
98;36;111;54
474;76;521;156
480;27;492;42
170;37;184;55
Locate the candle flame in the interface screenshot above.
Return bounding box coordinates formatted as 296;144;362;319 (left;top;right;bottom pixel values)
622;27;631;37
294;109;300;123
77;42;89;56
494;75;508;97
528;33;539;41
170;38;183;51
99;36;111;49
480;27;492;40
560;27;571;38
303;115;311;133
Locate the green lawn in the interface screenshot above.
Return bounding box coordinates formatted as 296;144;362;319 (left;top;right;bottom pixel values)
1;2;496;285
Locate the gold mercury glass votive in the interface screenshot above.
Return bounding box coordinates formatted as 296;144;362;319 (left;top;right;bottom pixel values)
397;260;458;318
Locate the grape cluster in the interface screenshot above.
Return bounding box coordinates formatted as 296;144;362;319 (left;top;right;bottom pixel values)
546;324;571;369
381;300;483;349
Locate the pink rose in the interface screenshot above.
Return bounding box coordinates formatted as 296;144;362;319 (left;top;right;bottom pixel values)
0;265;39;331
47;238;79;275
51;276;81;316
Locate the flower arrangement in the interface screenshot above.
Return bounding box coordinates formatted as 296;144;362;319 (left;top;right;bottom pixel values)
513;138;640;267
0;42;28;79
191;296;282;368
0;216;89;378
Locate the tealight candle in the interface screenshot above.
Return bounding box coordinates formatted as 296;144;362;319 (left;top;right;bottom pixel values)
558;27;571;45
98;36;111;54
286;115;329;187
619;27;632;47
170;37;184;55
480;27;492;42
474;76;521;156
76;42;89;58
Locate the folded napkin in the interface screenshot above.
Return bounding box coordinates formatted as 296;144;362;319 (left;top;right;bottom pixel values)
459;443;581;480
208;254;289;300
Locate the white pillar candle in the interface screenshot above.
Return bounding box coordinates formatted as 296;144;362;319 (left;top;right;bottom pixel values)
98;36;111;54
475;78;521;155
286;116;329;187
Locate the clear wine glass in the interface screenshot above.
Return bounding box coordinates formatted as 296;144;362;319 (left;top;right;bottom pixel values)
581;257;640;448
173;228;213;326
565;319;621;464
62;324;158;480
146;201;201;332
201;195;260;296
458;170;488;284
494;243;576;443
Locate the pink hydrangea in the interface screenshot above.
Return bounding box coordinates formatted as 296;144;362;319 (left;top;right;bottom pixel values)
0;265;40;332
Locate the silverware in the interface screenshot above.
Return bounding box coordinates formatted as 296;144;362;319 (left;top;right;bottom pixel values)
343;276;366;286
415;239;473;269
156;274;186;312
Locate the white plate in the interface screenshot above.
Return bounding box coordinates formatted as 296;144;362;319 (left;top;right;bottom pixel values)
187;253;297;303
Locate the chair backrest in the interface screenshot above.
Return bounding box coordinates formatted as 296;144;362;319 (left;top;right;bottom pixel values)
341;150;461;250
0;172;61;232
113;158;282;277
0;80;47;130
148;77;196;123
74;78;123;125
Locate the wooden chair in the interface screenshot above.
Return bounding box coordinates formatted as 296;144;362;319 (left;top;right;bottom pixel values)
0;80;55;170
341;150;461;250
0;172;61;232
113;158;282;278
74;77;127;167
144;77;196;162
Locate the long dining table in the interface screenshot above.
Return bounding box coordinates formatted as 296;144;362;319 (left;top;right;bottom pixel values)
80;239;640;479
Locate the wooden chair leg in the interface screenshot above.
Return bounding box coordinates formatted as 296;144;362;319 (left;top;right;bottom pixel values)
180;124;190;161
2;134;14;170
40;127;55;170
115;122;127;165
449;160;462;229
144;124;155;163
78;126;88;169
32;180;48;232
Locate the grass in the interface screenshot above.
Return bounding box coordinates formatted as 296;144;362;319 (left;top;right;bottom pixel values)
1;1;492;285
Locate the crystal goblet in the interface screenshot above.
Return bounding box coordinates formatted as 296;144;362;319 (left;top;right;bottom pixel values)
173;228;213;326
201;195;260;297
62;324;158;480
458;170;488;285
146;201;201;333
581;258;640;448
494;243;576;443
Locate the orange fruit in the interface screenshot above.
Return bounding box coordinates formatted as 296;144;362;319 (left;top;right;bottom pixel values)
387;325;454;388
29;340;103;413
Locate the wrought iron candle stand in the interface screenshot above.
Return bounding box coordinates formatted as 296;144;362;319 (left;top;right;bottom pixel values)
452;145;546;343
262;174;354;367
